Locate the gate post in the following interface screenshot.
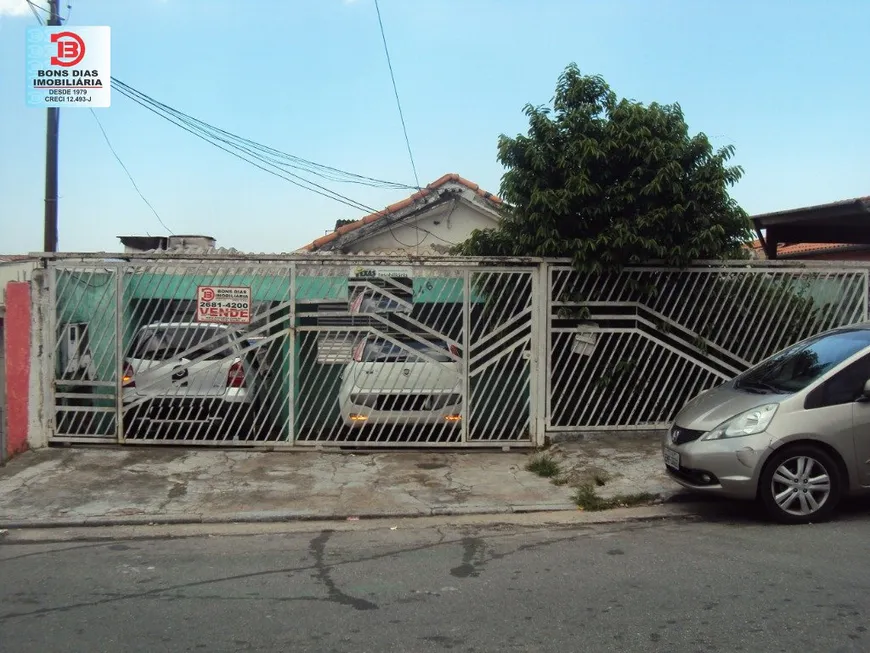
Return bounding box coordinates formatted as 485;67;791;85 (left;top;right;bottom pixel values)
531;262;550;447
115;266;124;443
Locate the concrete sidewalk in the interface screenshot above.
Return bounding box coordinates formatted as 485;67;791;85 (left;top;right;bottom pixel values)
0;436;681;528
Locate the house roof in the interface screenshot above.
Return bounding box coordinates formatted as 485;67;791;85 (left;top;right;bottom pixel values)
0;255;37;263
303;173;502;252
749;240;866;258
751;195;870;258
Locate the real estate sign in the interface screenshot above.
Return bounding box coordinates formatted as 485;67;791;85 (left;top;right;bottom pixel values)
196;286;252;324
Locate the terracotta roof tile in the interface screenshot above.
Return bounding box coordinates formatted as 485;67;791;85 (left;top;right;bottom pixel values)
749;241;858;257
302;173;501;251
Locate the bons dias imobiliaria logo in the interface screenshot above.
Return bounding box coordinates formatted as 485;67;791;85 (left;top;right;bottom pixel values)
26;26;111;108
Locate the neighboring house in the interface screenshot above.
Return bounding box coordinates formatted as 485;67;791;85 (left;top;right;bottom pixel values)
751;195;870;260
118;235;217;254
300;173;503;254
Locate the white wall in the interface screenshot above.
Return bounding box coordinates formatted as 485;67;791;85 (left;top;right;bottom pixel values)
345;202;497;254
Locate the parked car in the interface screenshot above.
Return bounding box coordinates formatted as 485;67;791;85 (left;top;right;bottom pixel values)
122;322;260;438
663;324;870;524
338;334;462;428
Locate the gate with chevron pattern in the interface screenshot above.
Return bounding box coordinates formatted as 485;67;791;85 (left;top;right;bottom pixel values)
45;256;541;447
41;255;868;446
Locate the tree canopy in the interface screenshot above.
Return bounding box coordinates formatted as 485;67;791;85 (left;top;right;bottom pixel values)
455;64;754;271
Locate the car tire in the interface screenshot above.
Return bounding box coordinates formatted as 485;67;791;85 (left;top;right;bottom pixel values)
759;444;843;525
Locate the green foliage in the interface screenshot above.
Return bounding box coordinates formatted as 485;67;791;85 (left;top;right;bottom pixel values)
525;454;561;478
573;485;658;511
455;64;754;271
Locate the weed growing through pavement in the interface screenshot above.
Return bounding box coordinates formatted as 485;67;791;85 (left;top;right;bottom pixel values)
526;454;561;478
573;484;658;511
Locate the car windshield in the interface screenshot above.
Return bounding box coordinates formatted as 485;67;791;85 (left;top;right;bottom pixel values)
735;329;870;394
131;325;233;362
362;338;452;363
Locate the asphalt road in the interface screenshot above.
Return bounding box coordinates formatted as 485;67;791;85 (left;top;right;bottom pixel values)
2;504;870;652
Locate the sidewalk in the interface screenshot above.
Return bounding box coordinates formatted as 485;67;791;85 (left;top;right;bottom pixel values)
0;436;681;528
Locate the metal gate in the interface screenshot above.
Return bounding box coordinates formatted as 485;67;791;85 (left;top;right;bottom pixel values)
546;263;870;432
46;258;538;447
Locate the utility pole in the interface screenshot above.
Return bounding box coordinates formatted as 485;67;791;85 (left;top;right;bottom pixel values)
43;0;61;252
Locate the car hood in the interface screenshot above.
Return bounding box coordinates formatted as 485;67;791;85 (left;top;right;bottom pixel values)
674;383;786;432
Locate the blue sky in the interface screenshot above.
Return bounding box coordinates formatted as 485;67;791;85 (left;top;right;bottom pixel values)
1;0;869;254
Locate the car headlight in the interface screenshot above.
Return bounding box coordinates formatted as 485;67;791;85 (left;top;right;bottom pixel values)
701;404;779;440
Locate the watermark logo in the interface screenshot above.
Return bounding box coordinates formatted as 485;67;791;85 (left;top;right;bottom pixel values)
26;26;110;108
50;31;86;67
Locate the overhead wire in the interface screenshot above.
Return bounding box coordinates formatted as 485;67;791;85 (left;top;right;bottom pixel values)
112;83;382;216
90;108;174;234
111;78;416;191
111;78;450;248
373;0;420;189
373;0;425;249
26;0;46;24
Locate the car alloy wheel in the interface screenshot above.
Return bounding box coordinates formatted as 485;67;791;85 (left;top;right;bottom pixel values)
771;456;831;517
760;445;842;524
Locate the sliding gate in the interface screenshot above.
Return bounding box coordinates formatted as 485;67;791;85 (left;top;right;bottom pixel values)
47;259;539;447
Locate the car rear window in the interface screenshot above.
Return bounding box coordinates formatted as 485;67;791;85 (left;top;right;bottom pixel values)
362;338;452;363
131;325;233;361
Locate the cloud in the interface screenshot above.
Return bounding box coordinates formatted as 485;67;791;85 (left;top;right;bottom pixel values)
0;0;31;17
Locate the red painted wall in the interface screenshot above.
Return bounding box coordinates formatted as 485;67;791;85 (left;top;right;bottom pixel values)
5;282;31;458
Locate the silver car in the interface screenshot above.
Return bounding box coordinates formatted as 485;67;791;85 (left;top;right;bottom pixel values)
663;325;870;524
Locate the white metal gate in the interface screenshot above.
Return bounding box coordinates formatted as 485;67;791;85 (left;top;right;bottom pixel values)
43;256;869;445
46;258;538;447
546;263;869;432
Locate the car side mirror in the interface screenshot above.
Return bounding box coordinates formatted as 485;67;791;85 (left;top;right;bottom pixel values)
860;379;870;402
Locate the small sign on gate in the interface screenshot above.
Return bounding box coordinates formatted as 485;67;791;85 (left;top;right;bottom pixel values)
196;286;252;324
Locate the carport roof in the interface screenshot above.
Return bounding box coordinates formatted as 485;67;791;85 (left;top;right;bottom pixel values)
752;195;870;258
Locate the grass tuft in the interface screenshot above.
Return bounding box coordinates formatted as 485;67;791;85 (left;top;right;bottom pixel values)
525;454;561;478
573;484;658;511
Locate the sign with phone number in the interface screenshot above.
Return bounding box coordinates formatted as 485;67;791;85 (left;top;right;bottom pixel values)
196;286;252;324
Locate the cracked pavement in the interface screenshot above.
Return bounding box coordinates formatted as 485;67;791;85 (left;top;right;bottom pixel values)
0;437;681;527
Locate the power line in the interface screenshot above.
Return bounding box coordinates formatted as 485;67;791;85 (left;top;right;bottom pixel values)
90;108;174;235
373;0;420;189
111;78;416;191
112;83;380;216
26;0;47;22
373;0;424;250
111;78;449;248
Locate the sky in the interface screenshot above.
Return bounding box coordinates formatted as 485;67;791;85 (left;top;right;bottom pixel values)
1;0;869;255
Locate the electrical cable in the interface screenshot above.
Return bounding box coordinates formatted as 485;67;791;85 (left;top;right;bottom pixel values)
373;0;420;189
26;0;46;23
113;84;381;216
373;0;424;249
90;108;174;234
111;78;416;191
112;78;451;248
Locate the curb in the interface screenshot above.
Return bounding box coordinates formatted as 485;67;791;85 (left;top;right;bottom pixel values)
0;503;711;544
0;502;582;530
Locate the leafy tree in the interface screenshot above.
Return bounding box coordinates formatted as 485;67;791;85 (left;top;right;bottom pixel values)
455;64;754;271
